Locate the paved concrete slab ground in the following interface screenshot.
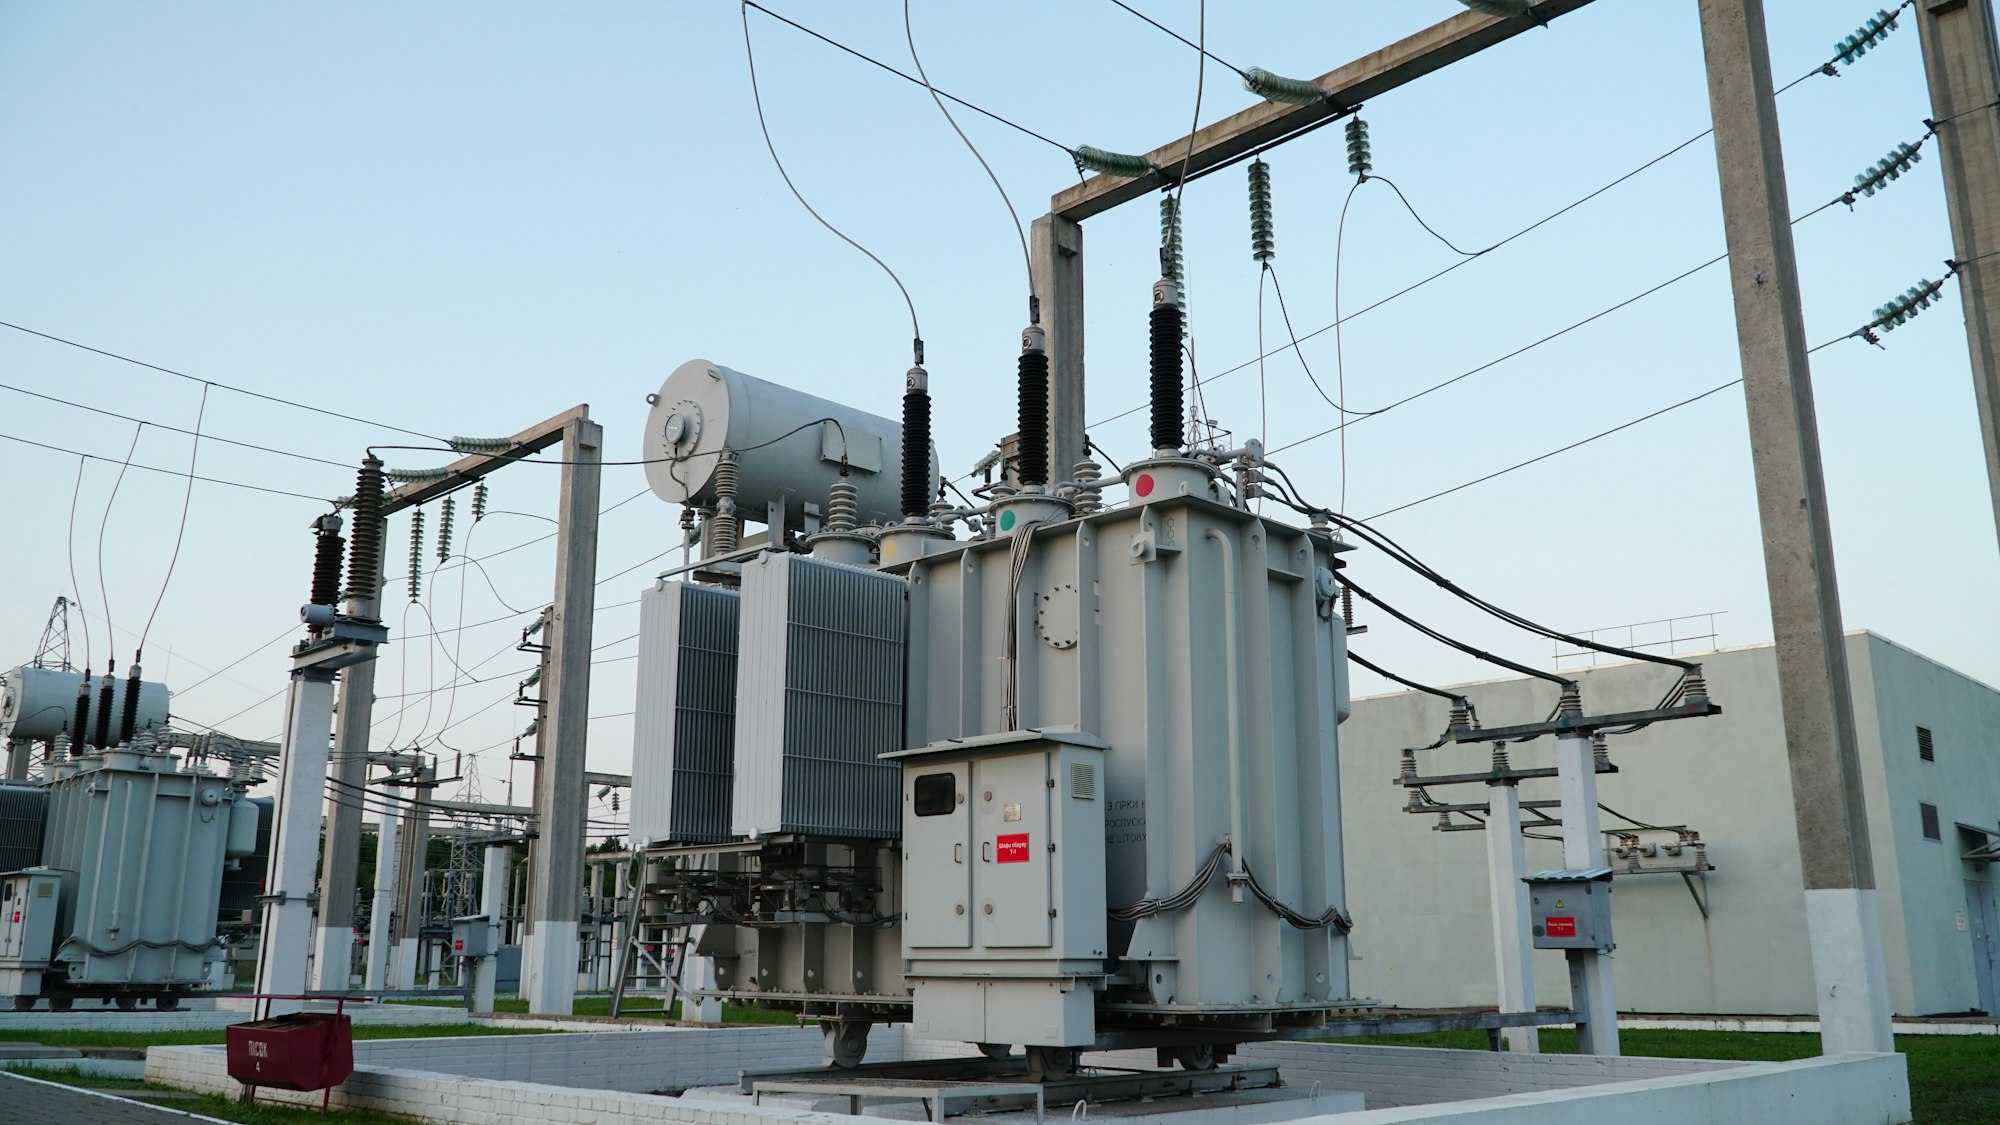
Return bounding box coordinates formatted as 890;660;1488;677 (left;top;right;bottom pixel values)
0;1070;230;1123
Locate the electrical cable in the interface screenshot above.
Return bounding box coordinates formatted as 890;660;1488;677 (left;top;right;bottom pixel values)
94;422;144;669
1338;573;1574;688
1171;0;1206;213
0;318;446;441
137;382;208;661
904;0;1034;319
1347;650;1466;705
742;2;921;362
367;417;851;470
740;1;1075;160
0;380;350;470
0;429;331;503
1102;0;1248;78
66;457;93;675
1598;803;1671;832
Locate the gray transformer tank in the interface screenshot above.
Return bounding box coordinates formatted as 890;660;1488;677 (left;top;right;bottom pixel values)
898;493;1354;1037
36;742;255;999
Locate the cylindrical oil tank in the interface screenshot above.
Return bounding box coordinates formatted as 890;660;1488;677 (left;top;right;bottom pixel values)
226;796;260;858
642;360;936;533
0;666;168;743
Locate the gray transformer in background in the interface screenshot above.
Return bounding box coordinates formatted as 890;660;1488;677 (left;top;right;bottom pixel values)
34;743;255;999
732;553;906;840
630;581;742;847
898;493;1354;1030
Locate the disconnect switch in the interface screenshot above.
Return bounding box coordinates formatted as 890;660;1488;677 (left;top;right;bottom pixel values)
1525;869;1614;952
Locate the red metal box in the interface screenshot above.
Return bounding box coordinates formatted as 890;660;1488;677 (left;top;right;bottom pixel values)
225;1012;355;1091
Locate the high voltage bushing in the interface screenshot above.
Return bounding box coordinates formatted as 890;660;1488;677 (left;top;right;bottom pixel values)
437;496;455;563
1835;8;1900;65
70;677;91;749
93;669;114;750
1018;326;1050;488
118;664;142;745
472;481;489;521
1248;160;1275;262
1159;198;1188;333
346;456;386;601
1074;145;1152;179
408;508;425;602
902;365;932;519
1345;117;1372;180
1149;278;1186;453
1853;140;1923;198
1242;68;1323;105
310;513;346;608
825;474;859;532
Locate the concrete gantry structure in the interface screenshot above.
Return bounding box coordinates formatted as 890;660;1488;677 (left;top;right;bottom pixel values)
1342;632;2000;1021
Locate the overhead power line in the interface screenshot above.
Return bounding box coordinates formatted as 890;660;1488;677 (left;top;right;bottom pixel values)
0;318;446;442
0;429;331;503
0;381;354;470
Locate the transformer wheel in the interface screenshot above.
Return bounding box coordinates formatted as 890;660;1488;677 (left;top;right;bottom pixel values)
48;997;72;1012
156;995;181;1012
822;1020;871;1069
10;996;32;1012
115;995;139;1011
1170;1043;1218;1071
976;1043;1014;1060
1024;1046;1078;1082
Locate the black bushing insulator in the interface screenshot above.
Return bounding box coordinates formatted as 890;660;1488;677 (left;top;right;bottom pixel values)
311;526;346;608
93;674;115;750
1149;302;1185;453
1017;349;1050;487
346;457;385;599
118;667;142;745
72;681;91;748
901;390;931;519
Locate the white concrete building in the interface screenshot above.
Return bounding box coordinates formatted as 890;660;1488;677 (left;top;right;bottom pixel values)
1341;631;2000;1018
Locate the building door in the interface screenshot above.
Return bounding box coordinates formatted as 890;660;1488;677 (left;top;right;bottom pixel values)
1966;879;1999;1015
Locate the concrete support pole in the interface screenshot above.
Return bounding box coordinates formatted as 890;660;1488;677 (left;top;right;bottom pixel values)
391;771;432;991
364;809;399;991
474;844;510;1013
1917;0;2000;550
1555;732;1617;1055
1031;214;1087;480
254;666;339;1016
1698;0;1895;1056
525;416;602;1015
1484;781;1540;1053
680;925;722;1023
312;549;383;993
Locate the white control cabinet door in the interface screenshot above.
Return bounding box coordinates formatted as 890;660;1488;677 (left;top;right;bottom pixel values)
974;753;1053;948
903;764;972;949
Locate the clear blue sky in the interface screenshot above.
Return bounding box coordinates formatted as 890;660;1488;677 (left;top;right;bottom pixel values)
2;2;1994;831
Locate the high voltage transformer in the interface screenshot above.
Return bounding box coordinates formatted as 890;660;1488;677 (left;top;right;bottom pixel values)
630;351;1354;1074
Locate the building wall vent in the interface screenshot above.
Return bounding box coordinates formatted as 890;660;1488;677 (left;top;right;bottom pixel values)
1921;802;1941;841
1917;725;1935;762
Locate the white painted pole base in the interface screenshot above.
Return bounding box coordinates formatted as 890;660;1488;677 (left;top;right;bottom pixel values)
394;938;419;991
526;921;579;1015
1805;888;1897;1054
1556;732;1619;1056
1485;782;1540;1053
254;671;338;1017
363;811;398;992
680;926;722;1024
310;926;352;992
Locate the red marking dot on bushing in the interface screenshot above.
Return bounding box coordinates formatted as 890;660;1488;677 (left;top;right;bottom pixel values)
1135;473;1155;497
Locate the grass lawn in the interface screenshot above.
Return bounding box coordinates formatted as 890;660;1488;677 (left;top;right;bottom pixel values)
394;994;801;1023
7;1064;420;1123
1326;1028;1998;1124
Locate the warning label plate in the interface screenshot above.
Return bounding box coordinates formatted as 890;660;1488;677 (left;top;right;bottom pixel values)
996;833;1030;863
1544;915;1577;938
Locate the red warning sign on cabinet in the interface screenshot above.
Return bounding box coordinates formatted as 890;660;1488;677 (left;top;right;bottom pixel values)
996;833;1030;863
1544;916;1577;938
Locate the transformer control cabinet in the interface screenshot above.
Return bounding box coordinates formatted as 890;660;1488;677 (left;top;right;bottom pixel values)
0;868;61;1006
1526;869;1614;952
890;729;1108;1047
450;915;493;959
